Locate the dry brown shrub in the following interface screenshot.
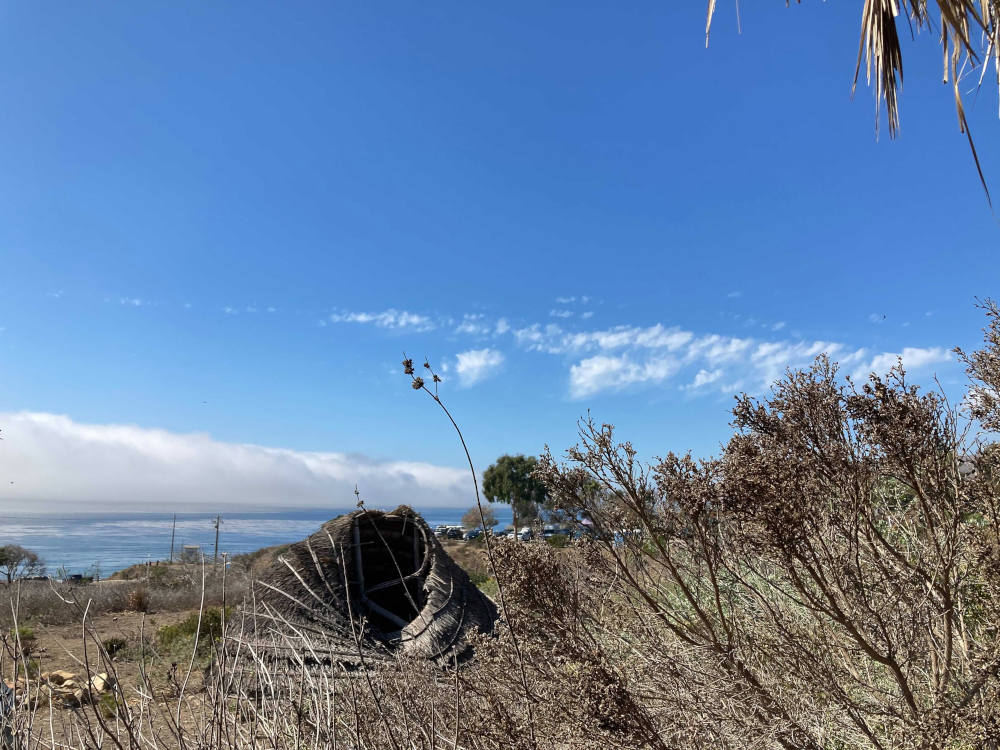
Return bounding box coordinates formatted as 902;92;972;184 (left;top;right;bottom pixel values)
126;587;150;613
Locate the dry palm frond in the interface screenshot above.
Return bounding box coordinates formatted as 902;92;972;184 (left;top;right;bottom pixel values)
707;1;1000;202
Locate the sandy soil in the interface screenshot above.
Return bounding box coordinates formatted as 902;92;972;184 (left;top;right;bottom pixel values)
22;608;193;682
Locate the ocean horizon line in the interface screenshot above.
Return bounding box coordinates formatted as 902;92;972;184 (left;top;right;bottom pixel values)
0;504;515;576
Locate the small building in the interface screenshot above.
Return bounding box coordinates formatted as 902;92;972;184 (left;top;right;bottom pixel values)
180;545;201;563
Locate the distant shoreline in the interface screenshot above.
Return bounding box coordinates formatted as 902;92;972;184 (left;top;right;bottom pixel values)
0;505;515;577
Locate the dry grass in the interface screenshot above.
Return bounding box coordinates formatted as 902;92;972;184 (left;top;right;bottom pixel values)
0;568;244;630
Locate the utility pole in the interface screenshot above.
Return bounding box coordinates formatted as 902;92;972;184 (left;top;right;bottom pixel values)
213;514;222;564
169;514;177;564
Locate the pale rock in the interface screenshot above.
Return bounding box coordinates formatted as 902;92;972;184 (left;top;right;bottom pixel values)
46;670;76;686
90;673;114;693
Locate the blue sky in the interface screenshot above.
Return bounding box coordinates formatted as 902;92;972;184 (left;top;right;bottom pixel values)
0;1;997;510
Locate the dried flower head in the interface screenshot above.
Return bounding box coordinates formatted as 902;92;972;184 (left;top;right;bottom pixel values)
433;374;441;383
412;376;425;390
423;360;431;369
402;358;414;375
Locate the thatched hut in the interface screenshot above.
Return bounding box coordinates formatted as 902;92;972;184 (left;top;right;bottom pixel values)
254;506;497;663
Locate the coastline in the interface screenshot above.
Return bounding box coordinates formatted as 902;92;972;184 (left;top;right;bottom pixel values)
0;505;514;577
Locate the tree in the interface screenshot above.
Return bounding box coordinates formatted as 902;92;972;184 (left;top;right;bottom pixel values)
461;505;497;531
482;454;548;522
0;545;42;584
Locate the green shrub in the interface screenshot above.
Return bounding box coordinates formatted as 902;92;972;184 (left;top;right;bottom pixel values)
97;691;119;719
18;658;41;679
158;607;232;659
9;625;35;642
466;570;489;587
103;636;128;658
545;534;570;548
477;577;499;600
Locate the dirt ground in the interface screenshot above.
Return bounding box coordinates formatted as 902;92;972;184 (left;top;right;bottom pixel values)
2;606;214;748
16;607;194;684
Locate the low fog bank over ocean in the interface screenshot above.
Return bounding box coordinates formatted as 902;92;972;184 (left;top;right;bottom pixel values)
0;506;515;576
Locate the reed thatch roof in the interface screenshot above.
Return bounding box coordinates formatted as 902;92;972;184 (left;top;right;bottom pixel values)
254;506;497;663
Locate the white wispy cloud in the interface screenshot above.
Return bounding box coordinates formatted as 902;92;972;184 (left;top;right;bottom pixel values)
687;368;723;389
748;339;840;388
0;412;472;512
570;355;679;399
454;348;505;387
683;334;754;367
506;316;954;400
853;346;951;381
120;298;144;307
330;309;435;331
514;322;693;355
291;302;952;402
454;314;491;336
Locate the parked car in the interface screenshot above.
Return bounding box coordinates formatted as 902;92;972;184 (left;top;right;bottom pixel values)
446;526;465;539
433;525;449;538
463;528;482;540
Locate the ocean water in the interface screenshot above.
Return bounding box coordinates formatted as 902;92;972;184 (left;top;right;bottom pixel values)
0;505;514;577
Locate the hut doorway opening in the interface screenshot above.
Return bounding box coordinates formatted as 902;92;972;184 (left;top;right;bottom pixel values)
353;514;428;636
